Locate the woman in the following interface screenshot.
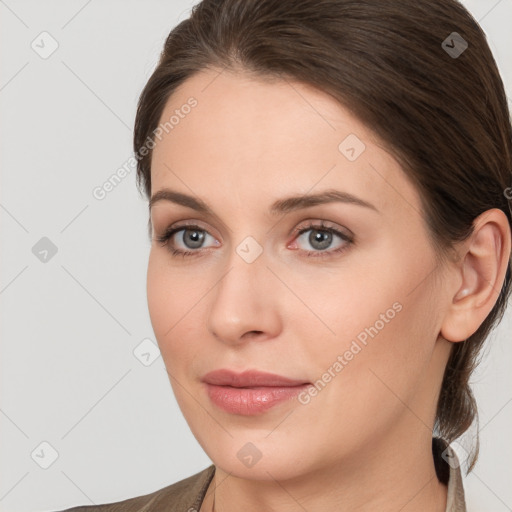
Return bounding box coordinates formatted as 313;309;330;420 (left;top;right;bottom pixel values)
60;0;512;510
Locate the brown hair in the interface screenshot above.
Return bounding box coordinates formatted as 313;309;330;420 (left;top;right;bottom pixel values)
133;0;512;471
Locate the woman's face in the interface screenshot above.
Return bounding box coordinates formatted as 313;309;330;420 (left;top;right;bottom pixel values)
147;68;453;480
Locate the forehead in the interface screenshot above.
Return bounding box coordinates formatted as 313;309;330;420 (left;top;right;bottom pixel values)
150;68;422;220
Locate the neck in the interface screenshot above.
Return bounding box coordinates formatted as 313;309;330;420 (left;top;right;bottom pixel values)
201;431;448;512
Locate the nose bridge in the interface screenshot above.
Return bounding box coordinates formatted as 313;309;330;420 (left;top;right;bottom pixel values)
207;237;281;344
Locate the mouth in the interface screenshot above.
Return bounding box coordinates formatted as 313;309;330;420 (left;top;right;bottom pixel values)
201;369;312;415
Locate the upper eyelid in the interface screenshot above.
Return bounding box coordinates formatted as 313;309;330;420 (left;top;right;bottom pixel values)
164;219;348;235
157;220;217;237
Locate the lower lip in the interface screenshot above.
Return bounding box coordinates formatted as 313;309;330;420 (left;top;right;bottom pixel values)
205;383;311;415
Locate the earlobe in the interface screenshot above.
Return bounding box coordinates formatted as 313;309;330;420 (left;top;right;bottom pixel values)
440;209;511;343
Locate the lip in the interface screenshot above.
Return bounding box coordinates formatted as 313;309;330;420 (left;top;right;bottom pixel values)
202;369;309;387
202;369;311;415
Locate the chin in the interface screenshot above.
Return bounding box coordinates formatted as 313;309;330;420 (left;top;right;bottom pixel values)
191;425;323;481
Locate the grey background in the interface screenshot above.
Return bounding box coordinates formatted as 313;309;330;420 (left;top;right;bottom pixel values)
0;1;511;511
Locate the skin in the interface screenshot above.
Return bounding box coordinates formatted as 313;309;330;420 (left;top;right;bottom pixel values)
146;67;511;511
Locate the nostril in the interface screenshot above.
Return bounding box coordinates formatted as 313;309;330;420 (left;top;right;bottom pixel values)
244;330;263;338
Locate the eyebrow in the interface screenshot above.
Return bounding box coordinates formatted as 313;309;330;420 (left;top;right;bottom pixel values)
149;188;379;215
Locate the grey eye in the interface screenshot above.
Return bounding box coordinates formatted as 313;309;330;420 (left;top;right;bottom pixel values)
296;228;345;252
179;228;207;249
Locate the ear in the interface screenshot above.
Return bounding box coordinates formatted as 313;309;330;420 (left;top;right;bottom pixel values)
440;208;511;343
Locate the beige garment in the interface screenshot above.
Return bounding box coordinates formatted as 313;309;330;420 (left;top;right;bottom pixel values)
442;443;468;512
56;438;467;511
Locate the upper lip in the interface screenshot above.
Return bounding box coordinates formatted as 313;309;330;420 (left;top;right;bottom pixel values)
201;369;310;388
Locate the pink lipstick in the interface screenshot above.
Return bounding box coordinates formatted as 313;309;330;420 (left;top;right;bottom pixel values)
201;369;311;415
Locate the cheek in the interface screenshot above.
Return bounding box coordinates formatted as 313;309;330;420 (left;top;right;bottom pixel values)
288;249;437;400
147;251;194;357
146;251;172;340
146;250;215;379
284;261;401;359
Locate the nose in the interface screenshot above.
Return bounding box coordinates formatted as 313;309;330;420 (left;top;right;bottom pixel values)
207;244;282;346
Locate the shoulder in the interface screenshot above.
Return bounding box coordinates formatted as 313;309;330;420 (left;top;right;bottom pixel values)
54;465;215;512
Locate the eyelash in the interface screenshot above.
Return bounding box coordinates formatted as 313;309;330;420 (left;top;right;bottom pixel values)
155;221;354;259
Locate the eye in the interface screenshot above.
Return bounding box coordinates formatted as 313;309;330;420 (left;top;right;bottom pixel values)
155;223;219;257
291;221;353;258
155;220;353;259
